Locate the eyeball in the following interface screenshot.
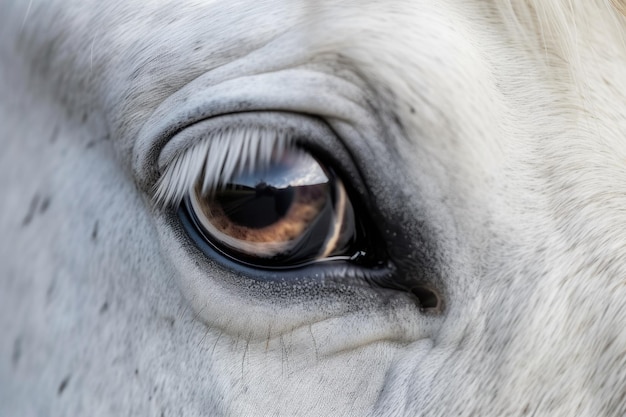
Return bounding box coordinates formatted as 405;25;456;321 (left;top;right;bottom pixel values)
185;148;358;268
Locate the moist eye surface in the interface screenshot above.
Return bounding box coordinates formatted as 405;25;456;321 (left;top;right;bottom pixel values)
186;147;358;267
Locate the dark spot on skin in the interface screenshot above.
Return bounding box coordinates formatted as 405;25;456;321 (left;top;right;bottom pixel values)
601;336;616;353
393;114;404;131
161;411;165;417
194;46;202;51
522;403;530;414
135;369;139;376
130;66;142;81
58;375;70;396
22;194;51;225
39;197;50;214
163;316;175;327
81;112;88;123
50;125;60;143
21;194;39;226
32;35;57;77
91;221;99;241
409;106;415;114
86;134;110;148
12;337;22;368
46;279;56;303
99;301;108;314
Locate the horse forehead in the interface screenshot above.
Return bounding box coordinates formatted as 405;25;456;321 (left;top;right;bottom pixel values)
23;1;509;153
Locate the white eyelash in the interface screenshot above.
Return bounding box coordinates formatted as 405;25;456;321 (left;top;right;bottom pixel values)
153;126;293;207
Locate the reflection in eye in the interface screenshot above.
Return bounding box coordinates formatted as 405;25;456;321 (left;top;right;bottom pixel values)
187;149;357;267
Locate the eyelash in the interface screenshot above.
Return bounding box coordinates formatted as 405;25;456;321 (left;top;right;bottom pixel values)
154;125;294;207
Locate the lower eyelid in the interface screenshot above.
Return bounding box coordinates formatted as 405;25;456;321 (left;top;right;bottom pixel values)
158;206;434;345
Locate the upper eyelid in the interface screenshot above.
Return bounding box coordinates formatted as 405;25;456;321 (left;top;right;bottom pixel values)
132;68;373;194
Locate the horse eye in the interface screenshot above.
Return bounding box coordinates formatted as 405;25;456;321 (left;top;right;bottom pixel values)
183;148;360;268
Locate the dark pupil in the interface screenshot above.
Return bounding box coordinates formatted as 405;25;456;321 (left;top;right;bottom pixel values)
214;182;295;229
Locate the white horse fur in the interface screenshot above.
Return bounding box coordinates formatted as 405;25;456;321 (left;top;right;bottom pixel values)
2;0;626;415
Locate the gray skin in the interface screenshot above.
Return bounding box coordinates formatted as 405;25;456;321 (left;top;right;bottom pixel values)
2;0;626;416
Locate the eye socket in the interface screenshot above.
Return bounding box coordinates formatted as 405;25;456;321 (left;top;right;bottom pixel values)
184;147;364;268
